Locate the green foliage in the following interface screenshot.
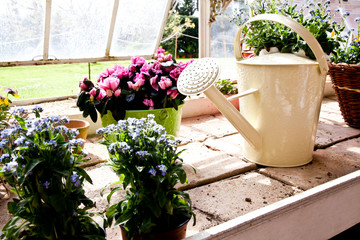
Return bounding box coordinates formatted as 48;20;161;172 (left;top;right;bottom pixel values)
215;79;238;95
331;18;360;64
0;87;19;130
228;0;347;59
176;0;197;16
98;115;196;240
0;108;105;239
162;2;198;58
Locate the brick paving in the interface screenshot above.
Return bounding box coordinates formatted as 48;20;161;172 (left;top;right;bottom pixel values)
3;95;358;239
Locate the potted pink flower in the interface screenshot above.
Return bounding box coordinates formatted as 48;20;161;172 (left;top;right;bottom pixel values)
77;48;193;131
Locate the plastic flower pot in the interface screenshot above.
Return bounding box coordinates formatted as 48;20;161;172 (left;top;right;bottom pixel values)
101;104;183;136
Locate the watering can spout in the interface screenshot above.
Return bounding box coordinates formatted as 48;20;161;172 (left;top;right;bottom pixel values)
177;58;262;150
205;86;262;150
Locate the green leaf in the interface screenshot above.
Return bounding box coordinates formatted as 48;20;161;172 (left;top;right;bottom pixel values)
114;210;133;226
14;115;26;129
175;167;187;184
74;166;93;184
106;186;123;203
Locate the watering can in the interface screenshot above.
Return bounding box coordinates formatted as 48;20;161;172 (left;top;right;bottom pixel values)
177;14;328;167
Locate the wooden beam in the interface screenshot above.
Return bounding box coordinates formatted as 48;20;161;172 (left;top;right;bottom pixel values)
105;0;120;57
153;0;173;56
43;0;52;60
199;0;211;57
0;55;154;67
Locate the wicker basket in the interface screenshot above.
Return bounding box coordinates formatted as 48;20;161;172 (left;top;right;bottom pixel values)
328;62;360;129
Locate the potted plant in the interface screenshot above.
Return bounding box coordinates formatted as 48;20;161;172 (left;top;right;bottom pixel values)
0;87;20;131
227;0;347;59
76;48;193;136
97;114;196;240
215;78;238;95
328;17;360;129
0;106;106;239
0;87;20;197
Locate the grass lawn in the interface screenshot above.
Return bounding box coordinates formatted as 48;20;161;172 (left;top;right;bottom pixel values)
0;59;193;100
0;60;130;100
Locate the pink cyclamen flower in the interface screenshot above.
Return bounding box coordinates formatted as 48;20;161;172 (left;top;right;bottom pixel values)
127;76;145;91
100;76;119;91
149;61;163;75
164;54;172;62
134;73;145;85
140;63;150;76
96;89;106;100
158;77;172;90
89;88;97;96
167;90;178;99
89;88;97;101
113;65;129;79
143;99;154;110
150;76;159;91
79;79;88;91
131;56;146;67
114;89;121;97
155;48;169;61
156;48;165;55
170;68;181;80
106;89;113;97
178;59;194;71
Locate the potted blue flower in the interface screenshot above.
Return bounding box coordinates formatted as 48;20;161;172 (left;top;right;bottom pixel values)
0;106;105;239
97;114;196;240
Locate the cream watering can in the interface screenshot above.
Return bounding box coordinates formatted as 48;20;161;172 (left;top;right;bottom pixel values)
177;14;329;167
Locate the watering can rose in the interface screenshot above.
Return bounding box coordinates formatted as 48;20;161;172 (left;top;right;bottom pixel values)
77;48;193;123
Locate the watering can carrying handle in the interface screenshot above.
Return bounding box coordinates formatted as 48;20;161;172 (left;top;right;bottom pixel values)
234;14;329;76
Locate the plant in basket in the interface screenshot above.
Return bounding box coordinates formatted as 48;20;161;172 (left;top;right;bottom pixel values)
0;106;105;239
329;17;360;128
97;114;196;240
227;0;347;59
77;48;193;125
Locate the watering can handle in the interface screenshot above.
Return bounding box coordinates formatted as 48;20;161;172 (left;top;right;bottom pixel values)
234;14;329;76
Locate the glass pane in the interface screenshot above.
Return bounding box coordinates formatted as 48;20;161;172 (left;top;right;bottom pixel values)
0;0;45;62
111;0;169;56
49;0;114;59
211;0;248;58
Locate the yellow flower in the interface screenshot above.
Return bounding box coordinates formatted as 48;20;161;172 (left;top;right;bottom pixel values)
13;92;20;98
331;31;335;37
4;98;9;106
0;99;3;106
356;35;359;42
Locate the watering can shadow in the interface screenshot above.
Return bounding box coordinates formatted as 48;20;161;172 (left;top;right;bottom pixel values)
177;14;329;167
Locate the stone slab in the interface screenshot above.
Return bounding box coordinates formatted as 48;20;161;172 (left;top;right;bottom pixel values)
203;134;245;158
315;121;360;149
0;185;14;229
259;137;360;190
319;97;346;126
80;135;109;167
185;171;301;236
179;114;238;142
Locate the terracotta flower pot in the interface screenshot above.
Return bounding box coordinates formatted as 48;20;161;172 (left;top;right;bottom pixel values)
120;218;190;240
64;119;90;140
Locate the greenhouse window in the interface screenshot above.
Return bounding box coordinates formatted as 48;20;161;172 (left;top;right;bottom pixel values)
0;0;172;66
